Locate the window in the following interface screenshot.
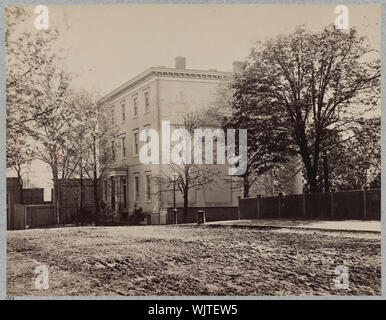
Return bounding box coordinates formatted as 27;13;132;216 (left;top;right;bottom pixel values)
144;91;150;113
144;125;151;156
121;102;126;122
133;96;138;117
145;174;151;202
121;136;126;158
111;140;115;160
134;175;139;203
111;106;115;125
133;130;139;156
144;125;151;142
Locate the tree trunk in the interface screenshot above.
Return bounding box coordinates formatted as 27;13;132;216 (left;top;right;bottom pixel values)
304;166;318;193
323;155;330;192
93;180;100;225
79;155;84;225
298;145;318;193
92;135;100;225
183;188;188;224
296;125;320;193
243;174;249;198
183;169;189;223
52;165;59;225
15;164;24;204
51;145;60;224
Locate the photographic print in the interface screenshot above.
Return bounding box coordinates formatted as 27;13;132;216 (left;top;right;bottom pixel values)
3;2;382;299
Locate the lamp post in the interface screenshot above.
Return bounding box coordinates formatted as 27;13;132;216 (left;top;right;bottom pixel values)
172;173;178;224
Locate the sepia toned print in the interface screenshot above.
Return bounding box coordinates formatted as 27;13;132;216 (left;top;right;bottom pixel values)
5;4;381;296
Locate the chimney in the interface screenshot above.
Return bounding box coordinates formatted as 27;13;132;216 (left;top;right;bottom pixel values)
175;56;186;70
233;61;245;73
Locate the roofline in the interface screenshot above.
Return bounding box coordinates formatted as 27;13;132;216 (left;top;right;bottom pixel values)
99;67;233;106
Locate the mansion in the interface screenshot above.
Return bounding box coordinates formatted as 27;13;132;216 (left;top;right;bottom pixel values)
98;57;301;224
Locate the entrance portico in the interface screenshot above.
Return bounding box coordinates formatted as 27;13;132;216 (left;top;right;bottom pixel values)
105;168;128;215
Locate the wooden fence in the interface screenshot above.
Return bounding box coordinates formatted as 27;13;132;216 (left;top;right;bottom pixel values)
11;188;380;229
166;206;239;224
239;189;380;220
25;204;56;228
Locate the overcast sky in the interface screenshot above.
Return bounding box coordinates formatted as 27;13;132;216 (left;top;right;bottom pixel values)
8;4;382;197
22;3;382;95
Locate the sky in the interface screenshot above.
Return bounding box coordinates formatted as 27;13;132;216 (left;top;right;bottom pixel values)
23;4;382;95
6;4;382;199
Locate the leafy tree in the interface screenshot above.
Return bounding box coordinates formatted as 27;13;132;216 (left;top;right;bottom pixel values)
231;26;380;192
203;80;290;197
325;117;380;191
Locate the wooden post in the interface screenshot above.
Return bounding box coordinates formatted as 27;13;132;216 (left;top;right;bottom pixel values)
237;196;241;220
330;190;334;219
257;195;261;219
278;193;282;218
363;187;367;220
302;193;306;219
23;205;27;230
173;208;178;224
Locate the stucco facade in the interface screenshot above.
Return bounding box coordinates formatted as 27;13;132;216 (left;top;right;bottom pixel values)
99;58;244;222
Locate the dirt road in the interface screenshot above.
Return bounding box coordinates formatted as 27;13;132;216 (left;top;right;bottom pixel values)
6;225;381;296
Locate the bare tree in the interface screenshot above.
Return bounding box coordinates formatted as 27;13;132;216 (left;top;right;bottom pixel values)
6;7;61;168
6;7;77;223
30;69;78;224
6;136;35;204
67;91;116;224
153;112;220;222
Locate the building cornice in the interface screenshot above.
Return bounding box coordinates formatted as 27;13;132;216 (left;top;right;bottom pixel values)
99;67;233;106
108;167;128;177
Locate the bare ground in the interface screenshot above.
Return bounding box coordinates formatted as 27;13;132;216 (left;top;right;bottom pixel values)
6;225;381;296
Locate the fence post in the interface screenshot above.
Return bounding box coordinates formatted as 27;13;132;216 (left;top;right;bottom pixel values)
24;205;27;229
363;187;367;220
278;193;282;218
257;195;261;219
173;208;178;224
330;190;334;219
302;193;306;219
237;196;241;220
